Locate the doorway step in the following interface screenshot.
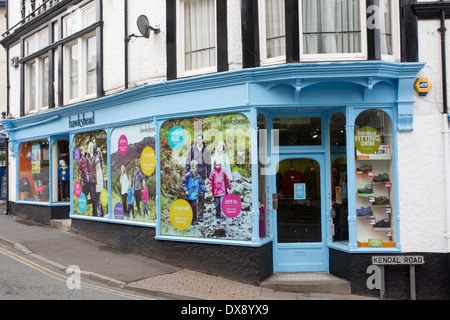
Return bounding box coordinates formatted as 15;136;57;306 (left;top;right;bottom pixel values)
260;272;351;294
50;219;71;231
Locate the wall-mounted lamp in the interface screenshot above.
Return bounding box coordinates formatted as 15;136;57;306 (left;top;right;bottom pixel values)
127;15;160;41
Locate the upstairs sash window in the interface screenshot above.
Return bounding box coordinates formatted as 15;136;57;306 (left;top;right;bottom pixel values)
178;0;217;77
301;0;366;60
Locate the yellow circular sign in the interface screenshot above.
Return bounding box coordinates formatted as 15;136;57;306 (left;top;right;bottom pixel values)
170;199;193;230
100;189;108;206
140;146;156;176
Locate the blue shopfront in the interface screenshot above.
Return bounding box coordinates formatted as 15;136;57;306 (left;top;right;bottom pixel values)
1;62;424;292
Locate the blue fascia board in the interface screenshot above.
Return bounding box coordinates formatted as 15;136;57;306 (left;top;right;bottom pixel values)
1;61;425;133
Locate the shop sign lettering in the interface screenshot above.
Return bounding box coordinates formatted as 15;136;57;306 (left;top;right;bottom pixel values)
372;255;425;265
354;126;381;154
69;111;95;128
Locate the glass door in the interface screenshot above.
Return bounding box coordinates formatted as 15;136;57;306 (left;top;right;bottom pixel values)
273;155;327;272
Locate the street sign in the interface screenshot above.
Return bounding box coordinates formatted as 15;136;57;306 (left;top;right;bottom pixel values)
372;255;424;265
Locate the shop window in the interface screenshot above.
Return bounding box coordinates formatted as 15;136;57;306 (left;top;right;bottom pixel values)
159;113;252;241
110;123;157;223
257;114;269;238
354;109;395;248
273;117;321;146
18;139;50;202
52;139;70;202
329;112;348;243
72;130;107;217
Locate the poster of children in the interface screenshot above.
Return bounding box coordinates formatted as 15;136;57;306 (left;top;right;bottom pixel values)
160;113;253;241
72;130;108;217
110;123;156;223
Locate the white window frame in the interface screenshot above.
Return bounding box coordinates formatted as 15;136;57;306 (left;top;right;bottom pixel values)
299;0;368;62
63;1;96;38
176;0;217;78
63;33;96;105
380;0;400;61
258;0;286;66
24;28;50;114
62;1;97;105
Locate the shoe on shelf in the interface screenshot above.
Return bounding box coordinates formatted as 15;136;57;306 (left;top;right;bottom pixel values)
357;206;373;217
374;218;391;228
356;164;372;172
373;196;390;206
357;184;373;194
373;173;390;182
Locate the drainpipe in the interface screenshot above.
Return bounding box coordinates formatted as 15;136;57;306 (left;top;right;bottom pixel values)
124;0;129;89
438;9;450;252
439;9;447;114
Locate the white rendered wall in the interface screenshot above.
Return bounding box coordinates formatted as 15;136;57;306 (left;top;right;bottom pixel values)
8;43;20;118
397;19;450;253
102;0;243;95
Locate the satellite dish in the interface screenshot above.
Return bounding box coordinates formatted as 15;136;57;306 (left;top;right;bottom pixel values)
127;15;160;41
137;15;151;38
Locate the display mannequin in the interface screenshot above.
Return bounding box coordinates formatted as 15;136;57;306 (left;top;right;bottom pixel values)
282;165;301;197
58;159;70;201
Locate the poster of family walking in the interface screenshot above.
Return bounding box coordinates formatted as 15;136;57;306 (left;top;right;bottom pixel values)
72;130;108;217
110;123;156;223
160;113;253;241
72;124;157;222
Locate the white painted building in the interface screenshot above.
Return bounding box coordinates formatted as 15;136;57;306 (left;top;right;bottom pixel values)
0;0;449;299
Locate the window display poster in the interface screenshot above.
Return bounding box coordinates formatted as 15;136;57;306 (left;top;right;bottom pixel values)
354;126;381;154
31;145;41;174
72;130;108;217
160;113;253;240
110;123;156;223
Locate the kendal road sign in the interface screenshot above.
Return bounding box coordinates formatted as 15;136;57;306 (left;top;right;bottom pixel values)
372;256;425;265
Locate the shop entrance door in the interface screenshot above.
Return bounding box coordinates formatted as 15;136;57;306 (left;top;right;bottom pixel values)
273;155;327;272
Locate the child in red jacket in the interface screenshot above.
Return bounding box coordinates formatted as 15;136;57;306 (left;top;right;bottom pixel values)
209;160;232;223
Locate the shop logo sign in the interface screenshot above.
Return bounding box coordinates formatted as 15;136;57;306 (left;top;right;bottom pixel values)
354;126;381;154
69;111;95;128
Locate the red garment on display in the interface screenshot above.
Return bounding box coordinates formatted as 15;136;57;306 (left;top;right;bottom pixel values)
282;170;301;197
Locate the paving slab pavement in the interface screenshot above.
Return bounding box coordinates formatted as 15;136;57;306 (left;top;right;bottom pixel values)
0;213;376;300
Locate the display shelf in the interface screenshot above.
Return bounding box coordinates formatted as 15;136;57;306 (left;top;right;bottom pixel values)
373;181;391;185
357;241;396;247
373;227;392;231
356;193;375;197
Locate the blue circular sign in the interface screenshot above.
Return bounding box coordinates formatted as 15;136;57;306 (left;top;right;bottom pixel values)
168;126;185;149
78;193;87;214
